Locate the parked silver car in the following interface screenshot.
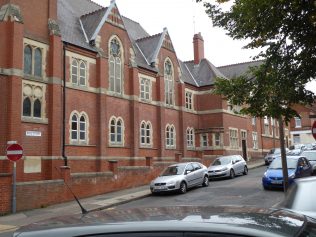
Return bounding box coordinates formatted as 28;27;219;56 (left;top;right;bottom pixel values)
150;162;209;194
208;155;248;179
277;176;316;219
264;148;289;165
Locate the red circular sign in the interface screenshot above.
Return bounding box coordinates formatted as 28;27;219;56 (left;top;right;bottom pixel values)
312;121;316;141
6;144;23;162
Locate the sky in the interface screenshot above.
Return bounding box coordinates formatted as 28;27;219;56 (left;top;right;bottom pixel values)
92;0;316;93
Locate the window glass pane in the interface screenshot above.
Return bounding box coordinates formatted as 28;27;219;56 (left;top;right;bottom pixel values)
80;131;85;140
110;134;115;142
24;46;32;75
146;137;150;144
33;99;41;118
71;120;77;130
72;60;78;84
141;137;145;144
72;131;77;140
34;48;42;77
80;62;86;86
117;134;122;142
109;57;115;91
23;97;31;116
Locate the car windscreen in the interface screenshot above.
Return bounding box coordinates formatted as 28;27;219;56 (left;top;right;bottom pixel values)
212;157;232;166
301;152;316;161
269;158;298;169
161;164;186;176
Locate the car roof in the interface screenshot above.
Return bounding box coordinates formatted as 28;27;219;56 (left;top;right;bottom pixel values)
15;206;306;237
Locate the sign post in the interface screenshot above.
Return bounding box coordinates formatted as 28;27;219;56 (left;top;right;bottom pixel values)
6;142;23;214
312;121;316;141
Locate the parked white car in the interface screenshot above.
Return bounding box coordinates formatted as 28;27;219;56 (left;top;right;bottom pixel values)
208;155;248;179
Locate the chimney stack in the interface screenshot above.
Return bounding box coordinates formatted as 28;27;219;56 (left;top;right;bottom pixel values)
193;32;204;65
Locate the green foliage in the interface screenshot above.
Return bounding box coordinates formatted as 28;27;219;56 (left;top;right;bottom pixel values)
198;0;316;122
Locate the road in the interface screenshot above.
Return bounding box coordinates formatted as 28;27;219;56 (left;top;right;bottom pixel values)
0;166;284;237
116;166;284;209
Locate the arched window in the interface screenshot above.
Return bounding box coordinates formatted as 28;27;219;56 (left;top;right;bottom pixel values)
109;37;122;93
166;124;176;148
186;128;195;148
22;83;44;119
79;115;86;140
140;121;152;146
34;48;42;77
79;61;86;86
164;60;174;105
70;112;88;143
109;117;124;145
71;59;78;85
71;59;87;86
33;99;41;118
23;97;31;116
71;114;78;140
24;45;32;75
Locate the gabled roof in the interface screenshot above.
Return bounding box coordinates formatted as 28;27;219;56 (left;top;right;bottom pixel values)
218;60;263;79
136;33;162;65
80;8;108;42
183;59;227;87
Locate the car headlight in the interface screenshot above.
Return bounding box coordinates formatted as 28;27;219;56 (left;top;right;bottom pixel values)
166;181;176;186
289;173;295;179
263;172;267;178
219;167;228;172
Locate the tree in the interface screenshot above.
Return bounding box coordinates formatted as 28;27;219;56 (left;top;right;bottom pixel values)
197;0;316;191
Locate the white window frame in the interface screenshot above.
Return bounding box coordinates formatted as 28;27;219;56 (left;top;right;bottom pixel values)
213;133;222;147
70;111;89;144
71;59;87;86
294;117;302;128
109;116;124;146
201;134;208;148
251;117;256;126
164;59;174;106
186;127;195;149
140;121;152;147
140;78;151;101
185;91;193;110
109;36;123;94
252;132;258;149
166;124;176;149
23;40;46;78
229;129;239;149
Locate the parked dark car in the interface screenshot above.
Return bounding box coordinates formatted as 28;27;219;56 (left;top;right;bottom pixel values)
277;176;316;219
13;205;316;237
300;150;316;174
262;156;313;190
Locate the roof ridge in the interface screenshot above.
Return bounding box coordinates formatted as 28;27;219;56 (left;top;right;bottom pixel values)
136;32;162;42
218;59;263;68
80;6;106;19
183;60;194;63
86;0;103;8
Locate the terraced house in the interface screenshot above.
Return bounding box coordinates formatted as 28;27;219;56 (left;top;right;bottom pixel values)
0;0;283;213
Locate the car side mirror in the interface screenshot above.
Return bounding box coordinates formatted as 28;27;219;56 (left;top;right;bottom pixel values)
186;170;191;175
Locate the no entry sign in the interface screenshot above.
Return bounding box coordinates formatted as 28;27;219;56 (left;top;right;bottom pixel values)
312;121;316;141
6;143;23;162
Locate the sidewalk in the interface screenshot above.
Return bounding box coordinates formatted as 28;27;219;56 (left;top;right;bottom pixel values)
0;159;264;233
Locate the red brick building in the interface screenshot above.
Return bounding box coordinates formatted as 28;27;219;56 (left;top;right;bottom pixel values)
0;0;281;213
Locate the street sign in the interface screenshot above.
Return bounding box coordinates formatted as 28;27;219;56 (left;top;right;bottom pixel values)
312;121;316;141
6;143;23;162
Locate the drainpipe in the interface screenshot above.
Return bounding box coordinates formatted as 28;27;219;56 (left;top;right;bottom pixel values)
62;42;68;166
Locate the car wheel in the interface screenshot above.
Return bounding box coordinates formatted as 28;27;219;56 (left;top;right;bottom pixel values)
230;169;235;179
243;166;248;175
179;182;187;194
263;185;269;190
202;176;209;187
265;161;269;165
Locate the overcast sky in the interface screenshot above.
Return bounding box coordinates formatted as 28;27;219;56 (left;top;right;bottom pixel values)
92;0;316;93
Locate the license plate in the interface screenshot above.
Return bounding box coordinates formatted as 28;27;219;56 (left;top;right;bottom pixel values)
155;186;166;190
271;180;282;184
